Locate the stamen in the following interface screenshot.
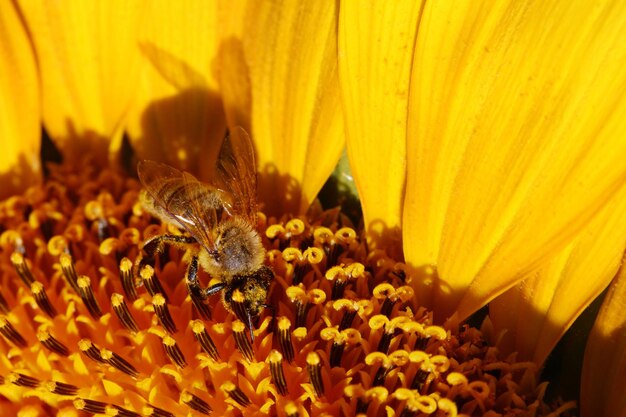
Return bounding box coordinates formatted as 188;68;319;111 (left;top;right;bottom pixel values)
191;320;220;361
10;252;35;286
106;404;141;417
230;290;251;334
333;299;359;331
366;352;394;387
321;328;361;368
314;226;341;265
186;279;212;320
143;405;175;417
78;339;106;363
77;275;103;319
119;257;138;301
101;348;139;378
153;293;177;334
277;316;294;363
221;381;251;407
44;380;79;396
140;265;168;301
0;315;27;347
73;398;107;414
162;335;187;368
37;328;69;356
31;281;57;317
326;263;365;300
111;293;139;333
306;351;324;397
267;349;288;395
0;291;9;314
393;388;437;417
410;369;430;391
181;391;212;415
60;253;80;294
7;372;40;388
232;320;254;362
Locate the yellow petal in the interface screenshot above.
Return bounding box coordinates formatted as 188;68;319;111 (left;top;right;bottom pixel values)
219;1;344;215
581;259;626;417
339;1;422;247
125;1;226;180
403;1;626;320
0;3;41;197
17;0;147;163
490;182;626;365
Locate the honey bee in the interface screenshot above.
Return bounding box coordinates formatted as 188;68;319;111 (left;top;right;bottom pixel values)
137;127;272;340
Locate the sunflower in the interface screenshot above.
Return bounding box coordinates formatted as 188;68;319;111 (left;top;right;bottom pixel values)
1;1;625;416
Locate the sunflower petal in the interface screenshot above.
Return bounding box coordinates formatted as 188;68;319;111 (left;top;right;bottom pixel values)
490;183;626;365
339;1;423;247
125;1;226;179
402;1;626;320
0;3;41;197
218;1;344;215
581;258;626;417
17;0;146;163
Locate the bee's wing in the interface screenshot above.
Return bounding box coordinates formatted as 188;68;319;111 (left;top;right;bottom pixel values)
215;127;258;223
137;160;231;252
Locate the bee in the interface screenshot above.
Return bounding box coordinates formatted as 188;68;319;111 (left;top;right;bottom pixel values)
137;127;272;340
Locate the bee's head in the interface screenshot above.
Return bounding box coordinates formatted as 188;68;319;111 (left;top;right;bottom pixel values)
214;217;265;275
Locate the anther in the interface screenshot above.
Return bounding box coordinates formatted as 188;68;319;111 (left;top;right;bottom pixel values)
101;348;139;378
8;372;39;388
37;328;69;356
106;404;141;417
119;257;138;301
0;291;9;314
31;281;57;317
191;320;220;361
267;349;288;395
0;315;27;347
73;398;107;414
306;351;324;397
141;265;169;301
221;381;251;407
60;253;80;294
163;335;187;368
111;293;139;333
181;391;212;415
277;317;294;363
321;328;361;368
152;293;177;333
79;339;106;363
44;380;79;396
333;299;359;331
410;369;430;391
11;252;35;286
232;320;254;362
366;352;394;387
77;275;103;319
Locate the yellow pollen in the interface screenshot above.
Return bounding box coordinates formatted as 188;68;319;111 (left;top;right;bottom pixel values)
306;352;321;366
278;316;291;331
152;293;166;306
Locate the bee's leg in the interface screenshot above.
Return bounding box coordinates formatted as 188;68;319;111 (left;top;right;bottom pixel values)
203;282;226;299
142;234;196;260
186;255;201;294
